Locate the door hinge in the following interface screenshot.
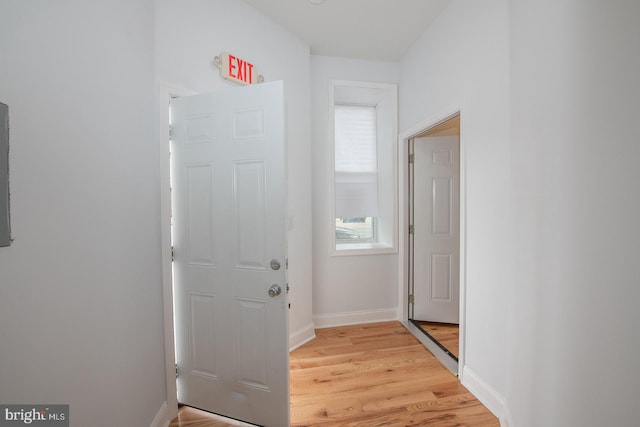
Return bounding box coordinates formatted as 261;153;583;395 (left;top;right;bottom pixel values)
169;125;173;139
409;225;415;235
171;246;175;262
175;364;179;378
409;294;415;304
409;154;415;164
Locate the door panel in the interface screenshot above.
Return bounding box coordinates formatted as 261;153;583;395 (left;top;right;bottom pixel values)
233;161;267;269
185;164;216;265
236;298;269;389
172;81;288;427
431;253;452;301
432;177;453;235
413;136;460;323
189;293;218;378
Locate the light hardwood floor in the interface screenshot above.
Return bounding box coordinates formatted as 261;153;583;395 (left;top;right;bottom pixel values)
169;406;255;427
170;321;498;427
415;321;460;359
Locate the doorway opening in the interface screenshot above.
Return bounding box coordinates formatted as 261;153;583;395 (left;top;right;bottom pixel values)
406;113;461;374
160;83;197;423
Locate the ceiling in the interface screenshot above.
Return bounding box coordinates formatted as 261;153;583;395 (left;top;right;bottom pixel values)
241;0;451;62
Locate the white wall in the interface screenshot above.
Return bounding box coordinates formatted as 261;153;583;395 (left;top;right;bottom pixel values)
399;0;511;413
0;1;165;426
155;0;313;348
311;56;400;326
508;1;640;426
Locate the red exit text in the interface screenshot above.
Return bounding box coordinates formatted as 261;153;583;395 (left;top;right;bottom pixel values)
220;52;256;85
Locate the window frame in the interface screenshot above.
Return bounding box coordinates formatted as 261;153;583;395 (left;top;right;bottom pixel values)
329;80;398;256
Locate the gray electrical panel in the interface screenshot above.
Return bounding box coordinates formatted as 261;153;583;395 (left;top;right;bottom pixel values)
0;102;10;247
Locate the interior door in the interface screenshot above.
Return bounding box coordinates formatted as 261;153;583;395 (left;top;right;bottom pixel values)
171;81;289;427
412;135;460;323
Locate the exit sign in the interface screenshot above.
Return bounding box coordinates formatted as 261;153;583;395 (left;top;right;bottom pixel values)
219;52;257;85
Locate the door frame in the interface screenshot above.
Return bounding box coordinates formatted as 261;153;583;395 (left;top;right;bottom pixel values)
397;105;467;378
158;82;197;422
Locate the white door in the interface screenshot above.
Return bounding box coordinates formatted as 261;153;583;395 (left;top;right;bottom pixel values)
171;81;289;427
413;136;460;323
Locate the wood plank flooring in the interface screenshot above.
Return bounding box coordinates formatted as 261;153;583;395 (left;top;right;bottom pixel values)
170;406;255;427
415;321;460;359
170;321;498;427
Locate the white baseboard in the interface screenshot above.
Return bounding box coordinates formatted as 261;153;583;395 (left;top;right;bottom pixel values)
150;401;170;427
313;308;399;329
289;322;316;351
461;366;511;427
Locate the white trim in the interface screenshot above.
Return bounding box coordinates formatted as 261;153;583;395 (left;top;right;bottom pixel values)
313;308;399;328
149;402;170;427
400;105;461;138
158;81;197;423
330;79;398;91
458;106;468;375
332;243;397;257
289;322;316;352
461;365;512;427
397;105;467;376
397;129;410;324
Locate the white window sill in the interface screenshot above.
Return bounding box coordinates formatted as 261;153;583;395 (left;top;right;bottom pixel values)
332;242;397;257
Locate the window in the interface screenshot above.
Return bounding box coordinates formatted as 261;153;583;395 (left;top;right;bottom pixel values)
334;105;377;242
331;81;397;255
